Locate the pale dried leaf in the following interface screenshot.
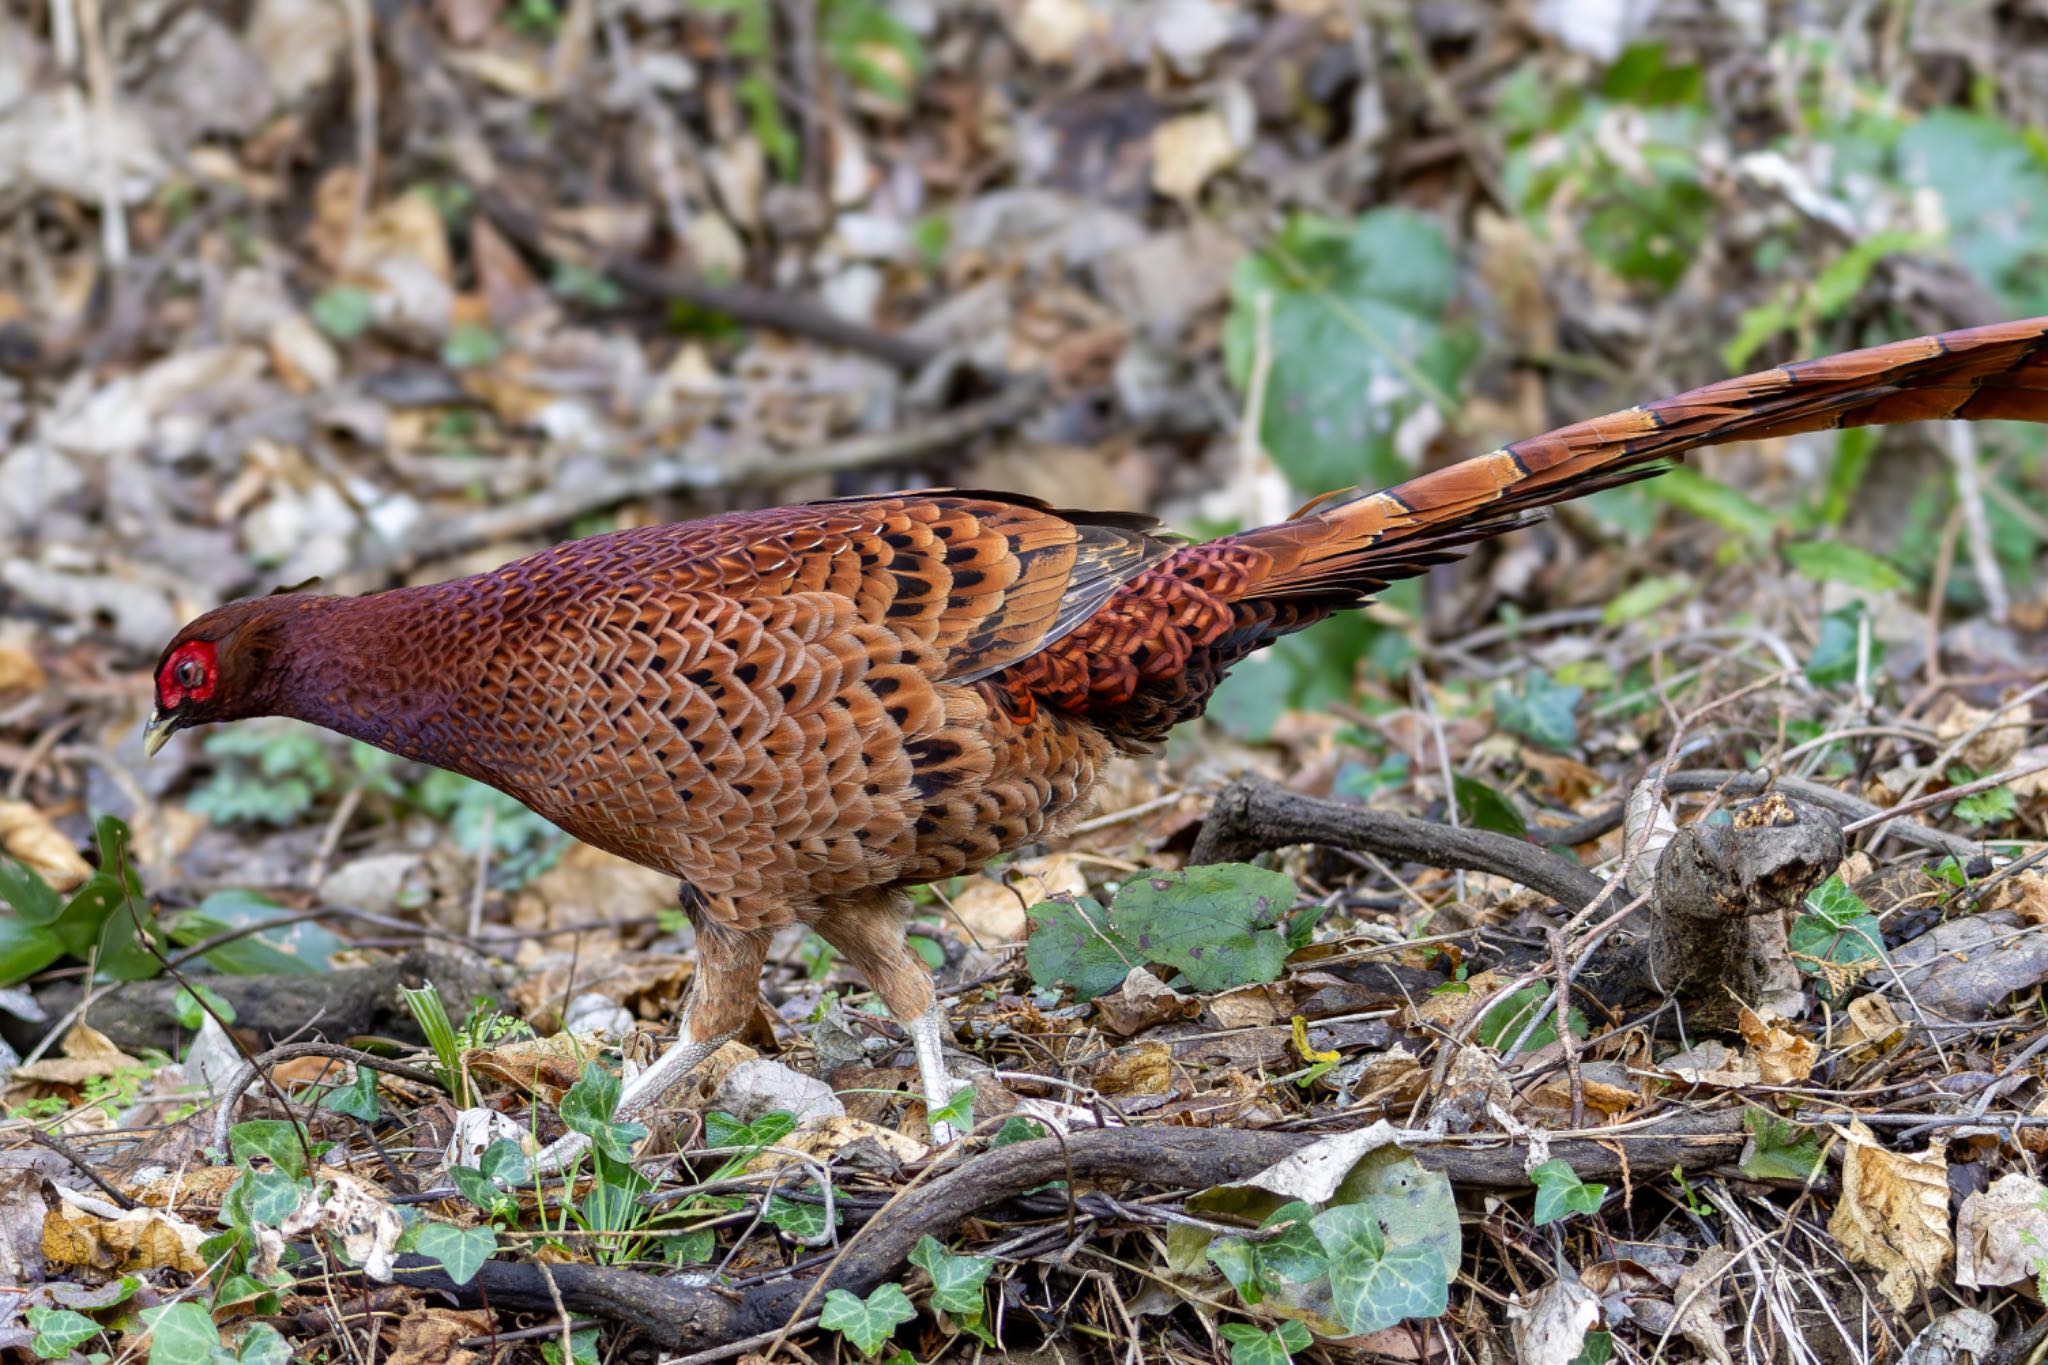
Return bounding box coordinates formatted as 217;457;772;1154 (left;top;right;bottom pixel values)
43;1186;206;1274
1150;110;1240;200
1092;1041;1174;1097
1507;1275;1601;1365
1828;1120;1951;1310
0;800;91;891
11;1025;143;1086
1954;1172;2048;1289
1737;1007;1818;1085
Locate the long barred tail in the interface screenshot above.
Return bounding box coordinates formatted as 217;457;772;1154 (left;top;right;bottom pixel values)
1233;314;2048;603
999;315;2048;744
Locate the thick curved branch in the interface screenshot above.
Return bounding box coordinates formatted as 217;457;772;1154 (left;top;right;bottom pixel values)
1190;774;1608;910
376;1116;1746;1349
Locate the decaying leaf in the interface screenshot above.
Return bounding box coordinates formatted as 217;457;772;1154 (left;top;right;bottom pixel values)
1936;700;2028;773
1837;993;1905;1056
508;955;692;1033
1507;1274;1601;1365
462;1031;609;1102
1670;1247;1735;1365
10;1025;143;1087
1092;1041;1174;1096
950;853;1088;945
1827;1120;1951;1310
42;1186;206;1274
381;1307;496;1365
1655;1039;1760;1089
282;1170;404;1283
1954;1172;2048;1289
1093;965;1198;1037
1737;1007;1818;1084
0;801;91;892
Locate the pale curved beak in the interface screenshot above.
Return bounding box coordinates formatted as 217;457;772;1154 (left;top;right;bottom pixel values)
143;709;174;758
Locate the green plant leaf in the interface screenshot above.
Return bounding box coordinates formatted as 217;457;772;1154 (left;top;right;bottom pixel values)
1223;209;1477;496
1739;1110;1825;1182
1206;1235;1268;1304
1529;1158;1607;1225
1452;775;1528;838
558;1062;647;1162
311;286;375;339
1104;864;1299;994
1649;466;1779;542
440;323;504;369
1782;540;1904;593
1806;603;1879;687
763;1192;832;1241
315;1065;381;1121
1788;876;1884;1002
0;917;66;985
909;1234;993;1316
1954;785;2018;828
1601;573;1690;626
140;1302;221;1365
989;1117;1046;1148
538;1325;600;1365
1256;1200;1330;1284
0;855;64;925
1220;1322;1307;1365
1312;1204;1450;1335
229;1120;308;1180
172;982;236;1030
819;1283;917;1356
27;1306;103;1356
703;1109;797;1152
1477;985;1586;1057
230;1323;292;1365
1023;895;1132;1001
399;1221;497;1286
169;889;344;976
1492;671;1582;752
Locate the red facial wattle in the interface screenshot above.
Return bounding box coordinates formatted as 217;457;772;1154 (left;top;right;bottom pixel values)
159;640;218;707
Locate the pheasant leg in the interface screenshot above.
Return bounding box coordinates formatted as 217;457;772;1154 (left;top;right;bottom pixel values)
528;916;769;1177
813;896;971;1144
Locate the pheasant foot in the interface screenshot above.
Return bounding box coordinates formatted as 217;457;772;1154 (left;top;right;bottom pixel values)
527;1023;736;1178
907;1003;972;1145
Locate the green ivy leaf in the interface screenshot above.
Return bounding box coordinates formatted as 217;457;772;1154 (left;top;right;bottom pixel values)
399;1221;496;1286
927;1084;975;1134
1107;864;1299;994
1452;775;1529;838
989;1117;1046;1148
140;1302;221;1365
229;1322;293;1365
1206;1235;1268;1304
27;1306;103;1356
703;1109;797;1151
538;1325;600;1365
1220;1321;1311;1365
229;1120;308;1180
558;1063;647;1162
1492;671;1582;752
315;1066;381;1121
1255;1200;1329;1284
1806;603;1879;687
1788;876;1885;1001
763;1192;833;1241
818;1283;917;1356
172;983;237;1030
1312;1204;1449;1335
1739;1110;1825;1183
909;1234;994;1316
1529;1159;1607;1226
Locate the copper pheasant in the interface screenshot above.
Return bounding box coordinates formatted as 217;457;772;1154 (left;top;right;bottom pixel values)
148;315;2048;1158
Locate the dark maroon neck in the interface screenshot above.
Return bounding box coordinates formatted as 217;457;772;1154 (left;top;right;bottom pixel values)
262;587;492;774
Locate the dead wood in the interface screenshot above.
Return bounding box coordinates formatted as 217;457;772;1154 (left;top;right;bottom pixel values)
368;1115;1747;1350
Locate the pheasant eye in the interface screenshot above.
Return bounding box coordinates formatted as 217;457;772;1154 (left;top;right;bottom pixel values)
175;659;205;688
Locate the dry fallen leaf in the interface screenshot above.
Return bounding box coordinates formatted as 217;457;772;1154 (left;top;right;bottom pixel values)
1093;965;1197;1038
382;1307;495;1365
1092;1041;1175;1096
1656;1039;1760;1089
1838;993;1905;1056
509;954;693;1033
0;800;92;892
43;1186;207;1274
1828;1120;1951;1311
1671;1247;1735;1365
10;1025;144;1087
948;852;1087;945
1954;1172;2048;1289
1936;700;2028;773
1207;982;1294;1030
462;1031;608;1102
1150;109;1240;200
1507;1274;1601;1365
1011;0;1100;64
1737;1007;1818;1085
0;640;46;697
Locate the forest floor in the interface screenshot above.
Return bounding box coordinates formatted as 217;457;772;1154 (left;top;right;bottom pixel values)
3;2;2048;1363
